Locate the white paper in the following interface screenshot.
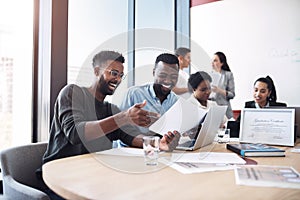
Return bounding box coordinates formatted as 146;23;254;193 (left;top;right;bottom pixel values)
208;72;221;100
171;152;246;165
290;147;300;153
235;165;300;189
210;71;221;86
97;147;144;156
240;108;295;146
167;161;237;174
149;97;207;135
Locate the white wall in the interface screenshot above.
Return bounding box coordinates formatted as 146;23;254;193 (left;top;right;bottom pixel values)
191;0;300;110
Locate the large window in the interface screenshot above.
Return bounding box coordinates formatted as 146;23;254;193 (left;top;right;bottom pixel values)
0;0;33;149
67;0;176;106
134;0;175;85
68;0;129;87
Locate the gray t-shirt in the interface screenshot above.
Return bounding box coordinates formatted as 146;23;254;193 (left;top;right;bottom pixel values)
42;84;136;164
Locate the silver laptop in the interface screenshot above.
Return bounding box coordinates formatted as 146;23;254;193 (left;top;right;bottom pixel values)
176;105;227;151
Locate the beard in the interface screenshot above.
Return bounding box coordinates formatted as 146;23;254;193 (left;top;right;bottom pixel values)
97;75;119;96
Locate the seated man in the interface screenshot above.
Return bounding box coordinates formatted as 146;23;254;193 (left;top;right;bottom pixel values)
37;50;180;199
119;53;180;134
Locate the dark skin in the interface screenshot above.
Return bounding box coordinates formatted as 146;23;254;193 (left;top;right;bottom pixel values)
153;61;179;104
85;60;180;151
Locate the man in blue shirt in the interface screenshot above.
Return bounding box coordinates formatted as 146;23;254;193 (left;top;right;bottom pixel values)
120;53;179;134
37;51;180;199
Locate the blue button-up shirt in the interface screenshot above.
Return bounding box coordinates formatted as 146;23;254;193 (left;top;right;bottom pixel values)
119;83;178;133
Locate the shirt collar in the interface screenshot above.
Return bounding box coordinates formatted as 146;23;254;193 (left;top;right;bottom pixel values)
255;102;269;108
149;83;157;99
149;83;173;100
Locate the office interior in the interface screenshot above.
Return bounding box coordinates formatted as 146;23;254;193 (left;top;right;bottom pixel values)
0;0;299;198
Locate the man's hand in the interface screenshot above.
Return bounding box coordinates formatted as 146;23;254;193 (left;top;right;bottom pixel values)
125;100;160;127
159;131;181;152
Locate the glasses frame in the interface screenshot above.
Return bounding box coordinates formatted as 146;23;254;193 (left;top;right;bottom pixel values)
106;69;125;80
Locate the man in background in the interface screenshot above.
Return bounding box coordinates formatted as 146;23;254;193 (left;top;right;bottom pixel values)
172;47;191;99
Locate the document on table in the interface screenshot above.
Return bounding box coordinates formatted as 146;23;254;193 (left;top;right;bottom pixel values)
239;108;295;146
171;152;246;164
96;147;144;157
149;97;207;135
161;152;246;174
235;165;300;189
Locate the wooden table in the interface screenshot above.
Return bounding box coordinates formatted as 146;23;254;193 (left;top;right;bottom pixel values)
42;142;300;200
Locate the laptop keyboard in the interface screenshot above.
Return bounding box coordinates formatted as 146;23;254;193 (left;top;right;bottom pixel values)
178;139;196;148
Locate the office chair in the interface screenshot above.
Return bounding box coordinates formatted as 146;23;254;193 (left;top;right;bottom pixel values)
0;142;50;200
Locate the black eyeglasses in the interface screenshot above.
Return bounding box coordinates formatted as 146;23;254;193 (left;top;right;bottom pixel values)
106;70;124;79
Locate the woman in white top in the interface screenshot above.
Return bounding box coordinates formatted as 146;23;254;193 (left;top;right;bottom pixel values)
187;71;227;126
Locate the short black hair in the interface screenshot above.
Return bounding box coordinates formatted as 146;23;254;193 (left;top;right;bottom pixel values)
188;71;212;91
175;47;191;57
154;53;179;70
92;50;125;68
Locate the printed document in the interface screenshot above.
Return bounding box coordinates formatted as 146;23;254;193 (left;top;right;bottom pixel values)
149;97;207;135
240;108;295;146
235;165;300;189
161;152;246;174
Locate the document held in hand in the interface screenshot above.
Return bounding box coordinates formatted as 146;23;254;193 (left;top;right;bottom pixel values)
149;97;207;135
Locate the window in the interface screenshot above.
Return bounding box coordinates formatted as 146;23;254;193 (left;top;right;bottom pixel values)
134;0;175;85
68;0;129;87
0;0;33;149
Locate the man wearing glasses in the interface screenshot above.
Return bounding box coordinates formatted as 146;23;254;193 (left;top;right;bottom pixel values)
38;50;180;199
119;53;180;135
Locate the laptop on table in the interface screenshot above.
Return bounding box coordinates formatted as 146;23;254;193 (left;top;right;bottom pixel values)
176;105;228;151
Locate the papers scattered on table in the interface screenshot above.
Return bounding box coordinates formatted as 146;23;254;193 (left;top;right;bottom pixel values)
163;152;246;174
168;162;237;174
97;147;144;157
290;147;300;153
171;152;246;164
235;165;300;189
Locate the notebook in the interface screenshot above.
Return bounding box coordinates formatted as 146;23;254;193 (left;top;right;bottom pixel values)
176;105;227;151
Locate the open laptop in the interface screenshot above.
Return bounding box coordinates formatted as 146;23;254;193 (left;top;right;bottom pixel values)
176;105;227;151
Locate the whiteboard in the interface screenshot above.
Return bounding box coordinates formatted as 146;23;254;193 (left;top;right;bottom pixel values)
191;0;300;110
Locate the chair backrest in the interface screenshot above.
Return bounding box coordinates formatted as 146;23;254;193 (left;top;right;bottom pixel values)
0;142;49;199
